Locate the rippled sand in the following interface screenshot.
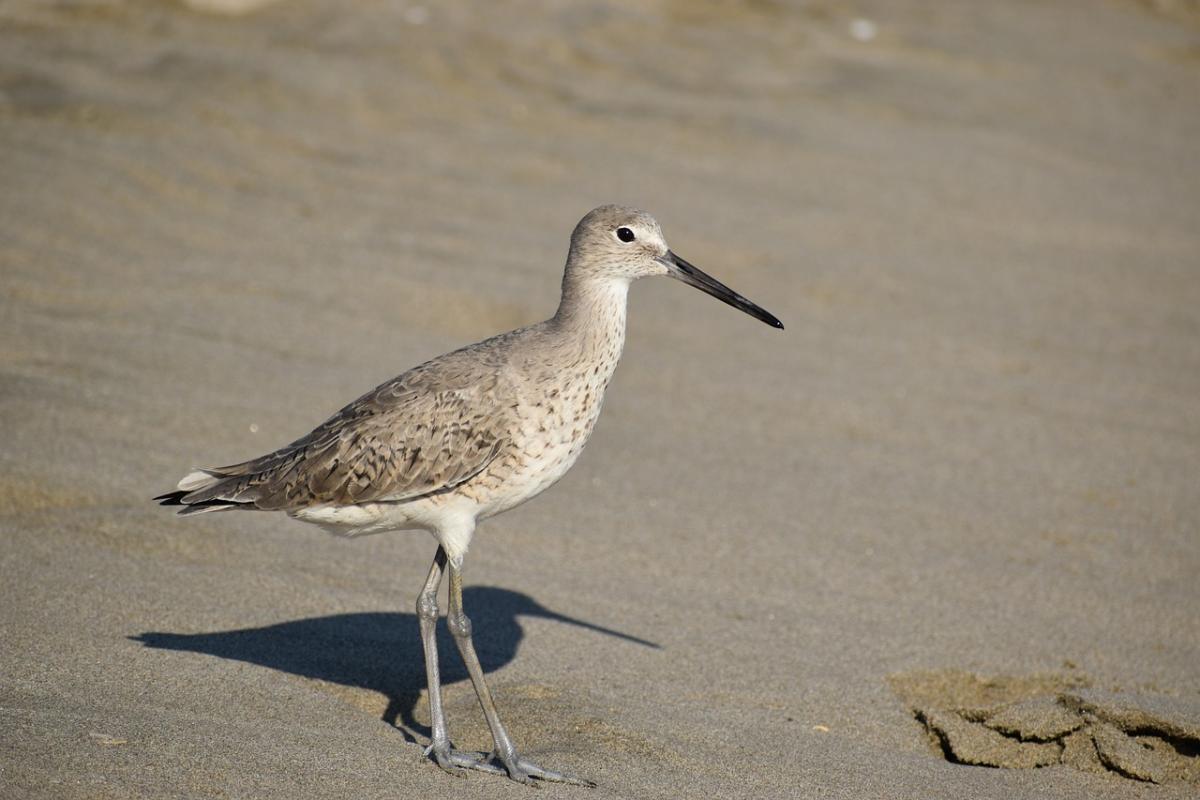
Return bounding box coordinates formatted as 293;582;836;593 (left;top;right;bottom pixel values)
2;2;1198;797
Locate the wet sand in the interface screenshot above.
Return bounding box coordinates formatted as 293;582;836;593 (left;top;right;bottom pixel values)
2;1;1199;797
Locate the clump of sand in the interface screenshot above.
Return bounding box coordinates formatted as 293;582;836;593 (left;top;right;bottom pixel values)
891;669;1200;785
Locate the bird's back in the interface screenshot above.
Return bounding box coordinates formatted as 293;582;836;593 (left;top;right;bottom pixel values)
159;327;534;515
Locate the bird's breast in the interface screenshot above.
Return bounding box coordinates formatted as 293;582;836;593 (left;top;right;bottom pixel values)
467;353;618;519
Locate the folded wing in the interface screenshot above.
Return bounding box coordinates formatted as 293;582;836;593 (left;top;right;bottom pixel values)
157;363;511;514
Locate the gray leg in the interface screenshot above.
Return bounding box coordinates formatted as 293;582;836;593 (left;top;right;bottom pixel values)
446;563;595;787
415;547;501;776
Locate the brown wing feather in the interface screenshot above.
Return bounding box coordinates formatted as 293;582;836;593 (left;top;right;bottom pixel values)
177;350;514;511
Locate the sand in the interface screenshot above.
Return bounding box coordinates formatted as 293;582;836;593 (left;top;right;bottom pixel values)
2;1;1198;798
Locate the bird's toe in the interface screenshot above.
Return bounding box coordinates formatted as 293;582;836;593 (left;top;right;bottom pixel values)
504;754;595;787
427;744;504;777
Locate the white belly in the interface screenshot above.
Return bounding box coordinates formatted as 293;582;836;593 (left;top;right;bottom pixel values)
288;495;479;562
474;438;587;520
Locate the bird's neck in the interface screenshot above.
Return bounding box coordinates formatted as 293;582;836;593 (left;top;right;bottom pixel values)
551;272;630;369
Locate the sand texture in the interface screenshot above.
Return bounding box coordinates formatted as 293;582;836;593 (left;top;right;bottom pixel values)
2;1;1199;798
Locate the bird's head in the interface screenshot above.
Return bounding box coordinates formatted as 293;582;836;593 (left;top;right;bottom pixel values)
566;204;783;329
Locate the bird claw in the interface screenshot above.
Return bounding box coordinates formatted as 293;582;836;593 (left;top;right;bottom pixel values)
426;743;503;777
425;743;593;786
497;751;596;787
525;760;595;787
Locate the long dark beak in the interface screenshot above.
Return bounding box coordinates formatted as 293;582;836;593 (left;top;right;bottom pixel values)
659;251;784;330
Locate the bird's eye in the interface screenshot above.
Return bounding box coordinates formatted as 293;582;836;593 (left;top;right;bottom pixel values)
616;227;635;243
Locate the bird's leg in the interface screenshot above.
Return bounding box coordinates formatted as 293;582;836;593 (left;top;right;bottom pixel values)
446;563;595;787
415;547;501;776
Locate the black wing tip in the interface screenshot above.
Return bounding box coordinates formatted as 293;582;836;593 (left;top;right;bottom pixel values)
155;491;187;506
154;490;244;514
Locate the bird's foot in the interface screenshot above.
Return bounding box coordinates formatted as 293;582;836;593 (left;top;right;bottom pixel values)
491;750;596;787
425;742;593;786
424;743;504;777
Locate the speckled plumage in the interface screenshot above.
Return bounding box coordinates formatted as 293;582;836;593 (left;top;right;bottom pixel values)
156;204;781;785
161;208;642;564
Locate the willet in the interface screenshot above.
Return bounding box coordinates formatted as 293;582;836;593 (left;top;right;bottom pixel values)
157;204;782;785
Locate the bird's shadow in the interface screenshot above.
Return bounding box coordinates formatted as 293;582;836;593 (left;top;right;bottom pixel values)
130;586;657;743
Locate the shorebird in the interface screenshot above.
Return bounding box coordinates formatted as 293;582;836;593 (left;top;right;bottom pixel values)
156;204;782;786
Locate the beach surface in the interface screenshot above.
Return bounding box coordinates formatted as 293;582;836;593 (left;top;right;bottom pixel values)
2;1;1199;797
